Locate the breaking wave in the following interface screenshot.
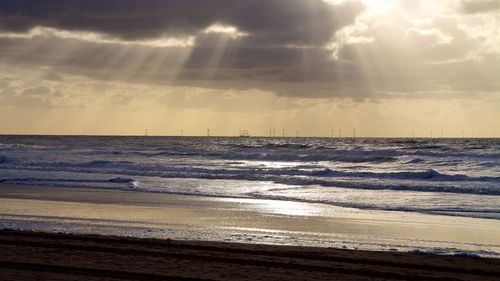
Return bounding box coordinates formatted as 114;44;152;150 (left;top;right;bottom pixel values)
1;136;499;218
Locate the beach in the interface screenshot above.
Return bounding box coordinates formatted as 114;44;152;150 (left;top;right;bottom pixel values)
1;229;499;281
1;136;500;279
0;183;499;254
0;183;500;280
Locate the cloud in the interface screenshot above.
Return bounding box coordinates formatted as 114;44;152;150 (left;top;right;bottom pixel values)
461;0;500;14
0;31;374;98
330;6;500;95
0;0;362;46
0;0;499;101
0;84;55;108
41;71;64;81
0;0;368;98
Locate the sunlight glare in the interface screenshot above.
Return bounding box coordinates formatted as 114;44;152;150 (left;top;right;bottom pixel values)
361;0;398;13
323;0;397;12
0;27;195;48
203;23;249;39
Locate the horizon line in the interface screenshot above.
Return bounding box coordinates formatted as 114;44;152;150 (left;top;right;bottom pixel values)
0;133;498;139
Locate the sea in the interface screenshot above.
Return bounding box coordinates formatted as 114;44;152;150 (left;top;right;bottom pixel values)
1;135;499;220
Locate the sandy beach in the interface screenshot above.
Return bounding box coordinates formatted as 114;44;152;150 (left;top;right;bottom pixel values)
0;183;499;254
0;183;499;280
1;229;499;281
0;184;500;253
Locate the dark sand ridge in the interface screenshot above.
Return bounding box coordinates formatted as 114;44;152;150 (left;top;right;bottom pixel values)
0;230;500;281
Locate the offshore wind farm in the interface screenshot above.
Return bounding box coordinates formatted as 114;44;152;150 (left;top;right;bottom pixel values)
138;127;498;139
0;0;499;280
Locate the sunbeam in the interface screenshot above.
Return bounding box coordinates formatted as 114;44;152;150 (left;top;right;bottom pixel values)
0;0;498;137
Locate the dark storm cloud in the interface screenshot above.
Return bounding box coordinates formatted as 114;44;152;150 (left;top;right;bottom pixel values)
0;33;376;98
0;0;370;98
4;0;496;100
3;29;498;100
0;0;363;46
461;0;500;14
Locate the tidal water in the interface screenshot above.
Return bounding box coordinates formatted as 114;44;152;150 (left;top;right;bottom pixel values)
1;135;499;219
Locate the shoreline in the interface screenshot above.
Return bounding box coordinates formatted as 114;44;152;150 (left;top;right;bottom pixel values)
1;180;498;220
1;229;499;280
0;183;499;258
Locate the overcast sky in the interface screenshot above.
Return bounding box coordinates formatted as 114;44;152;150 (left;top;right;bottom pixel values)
0;0;499;136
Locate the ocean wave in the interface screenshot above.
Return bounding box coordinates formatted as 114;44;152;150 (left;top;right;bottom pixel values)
248;192;500;219
238;143;313;150
0;155;17;164
1;136;499;220
218;151;399;163
0;143;46;150
108;177;136;183
268;176;500;195
2;162;499;195
1;173;499;219
4;167;500;195
82;160;135;167
310;168;500;182
57;140;500;164
0;176;139;190
404;145;453;151
374;169;468;180
404;158;426;164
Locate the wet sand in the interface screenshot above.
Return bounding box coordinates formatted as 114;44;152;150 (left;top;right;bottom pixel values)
0;229;499;281
0;184;499;253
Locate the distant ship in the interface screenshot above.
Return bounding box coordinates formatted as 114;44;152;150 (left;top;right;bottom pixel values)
239;130;250;137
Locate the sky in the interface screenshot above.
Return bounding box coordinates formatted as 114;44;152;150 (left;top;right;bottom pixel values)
0;0;499;137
